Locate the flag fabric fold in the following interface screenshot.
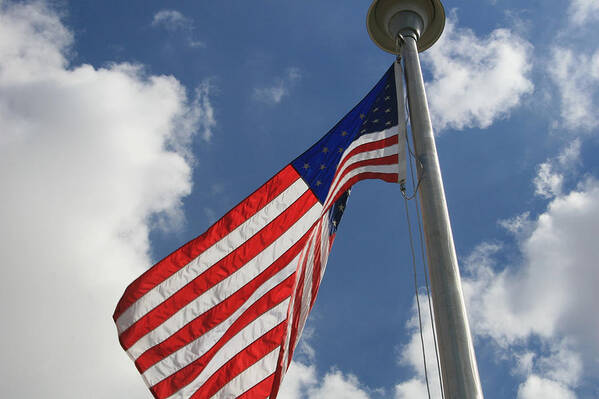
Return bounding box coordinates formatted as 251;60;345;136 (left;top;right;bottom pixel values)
114;64;402;399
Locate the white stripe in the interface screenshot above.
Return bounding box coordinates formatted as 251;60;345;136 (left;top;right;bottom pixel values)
279;296;294;378
277;218;327;390
128;201;322;359
277;221;318;379
141;254;298;386
166;298;291;399
341;126;397;167
278;244;308;379
117;177;308;333
318;215;331;282
211;348;279;398
324;146;399;210
294;217;330;355
325;163;399;211
328;144;399;205
295;224;320;341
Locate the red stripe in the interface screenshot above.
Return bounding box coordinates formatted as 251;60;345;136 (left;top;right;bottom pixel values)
267;137;400;399
287;222;322;362
267;328;290;397
119;190;316;350
333;135;398;185
135;231;311;373
189;324;286;399
237;373;275;399
149;278;294;399
328;154;398;206
286;227;316;366
310;222;324;310
327;171;399;214
329;233;336;252
114;165;299;321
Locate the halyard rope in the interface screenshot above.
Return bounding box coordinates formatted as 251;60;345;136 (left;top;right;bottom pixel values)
397;53;433;399
397;51;445;398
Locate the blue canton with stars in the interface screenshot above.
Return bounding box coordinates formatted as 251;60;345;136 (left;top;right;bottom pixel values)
327;190;350;236
291;64;398;206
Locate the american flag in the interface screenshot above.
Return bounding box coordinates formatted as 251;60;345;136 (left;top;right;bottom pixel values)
114;64;403;398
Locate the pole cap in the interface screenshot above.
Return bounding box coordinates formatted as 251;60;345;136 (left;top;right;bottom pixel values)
367;0;445;54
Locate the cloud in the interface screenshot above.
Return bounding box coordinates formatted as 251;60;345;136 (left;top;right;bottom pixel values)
396;138;598;395
151;9;191;31
254;67;302;105
548;47;599;131
151;9;205;48
278;361;318;399
517;376;577;399
533;139;581;198
513;179;599;356
459;176;599;394
0;2;212;397
277;331;374;399
423;17;533;131
307;370;371;399
279;362;372;399
186;80;216;142
394;294;444;399
498;212;533;237
394;379;431;399
534;162;565;199
569;0;599;25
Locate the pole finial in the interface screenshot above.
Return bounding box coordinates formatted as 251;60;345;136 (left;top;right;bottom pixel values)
367;0;445;54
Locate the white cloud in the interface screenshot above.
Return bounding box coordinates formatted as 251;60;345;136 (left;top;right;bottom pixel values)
517;375;577;399
394;294;443;399
279;361;318;399
255;85;287;104
187;80;216;142
569;0;599;25
465;185;599;344
254;67;302;105
278;327;374;399
537;340;582;387
308;369;371;399
423;17;533;131
297;326;317;363
0;2;211;397
396;149;599;395
557;138;583;167
548;47;599;131
460;176;599;393
533;139;581;198
534;162;564;199
513;352;535;376
188;39;206;48
498;212;533;236
394;379;431;399
151;9;205;48
279;361;372;399
151;9;191;30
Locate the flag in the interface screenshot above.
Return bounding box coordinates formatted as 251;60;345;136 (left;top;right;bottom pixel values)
114;64;403;398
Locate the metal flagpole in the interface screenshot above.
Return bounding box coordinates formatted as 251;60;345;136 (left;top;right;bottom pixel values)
367;1;484;398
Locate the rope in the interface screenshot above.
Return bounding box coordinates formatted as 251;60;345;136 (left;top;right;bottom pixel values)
399;57;423;201
402;188;432;399
397;48;431;397
406;131;445;399
397;53;445;398
400;104;422;200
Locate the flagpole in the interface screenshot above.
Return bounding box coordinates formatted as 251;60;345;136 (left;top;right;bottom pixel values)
367;1;484;398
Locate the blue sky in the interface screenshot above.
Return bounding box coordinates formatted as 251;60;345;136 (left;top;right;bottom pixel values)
1;0;598;398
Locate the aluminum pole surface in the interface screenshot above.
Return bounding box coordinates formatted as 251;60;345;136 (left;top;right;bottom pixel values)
400;34;484;399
